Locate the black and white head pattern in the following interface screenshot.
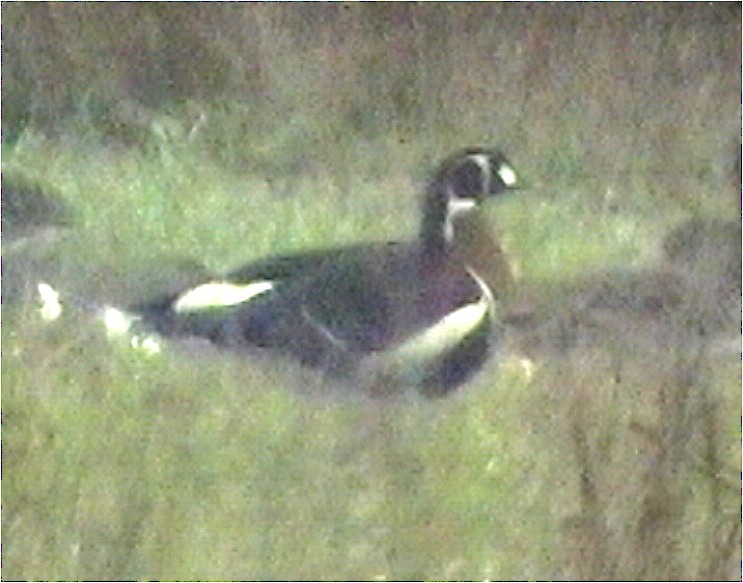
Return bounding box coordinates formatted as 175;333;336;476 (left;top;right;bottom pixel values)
440;149;518;242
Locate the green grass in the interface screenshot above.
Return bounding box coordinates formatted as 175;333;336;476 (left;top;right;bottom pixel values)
4;122;739;580
3;299;540;579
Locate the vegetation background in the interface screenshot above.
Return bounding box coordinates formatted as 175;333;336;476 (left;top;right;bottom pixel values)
3;3;740;580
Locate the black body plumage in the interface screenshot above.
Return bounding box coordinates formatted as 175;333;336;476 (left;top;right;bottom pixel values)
138;148;519;396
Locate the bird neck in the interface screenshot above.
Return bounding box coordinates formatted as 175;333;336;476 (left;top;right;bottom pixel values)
452;212;514;299
419;188;456;263
418;189;512;296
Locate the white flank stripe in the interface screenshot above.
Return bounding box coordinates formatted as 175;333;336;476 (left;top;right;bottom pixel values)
174;281;274;313
384;268;495;366
391;297;490;364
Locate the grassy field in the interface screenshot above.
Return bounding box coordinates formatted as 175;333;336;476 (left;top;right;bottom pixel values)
3;4;740;580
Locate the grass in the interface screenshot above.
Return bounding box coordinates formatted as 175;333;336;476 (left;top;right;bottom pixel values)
4;121;738;580
3;5;740;580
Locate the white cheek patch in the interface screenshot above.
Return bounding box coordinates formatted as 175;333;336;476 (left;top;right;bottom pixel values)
497;164;518;187
173;280;274;313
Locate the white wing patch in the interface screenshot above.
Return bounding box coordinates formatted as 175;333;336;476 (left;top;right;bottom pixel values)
173;280;274;313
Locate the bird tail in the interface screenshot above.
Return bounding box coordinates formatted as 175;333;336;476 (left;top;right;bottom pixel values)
35;281;163;355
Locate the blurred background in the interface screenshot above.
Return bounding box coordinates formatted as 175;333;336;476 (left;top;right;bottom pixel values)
3;3;740;580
